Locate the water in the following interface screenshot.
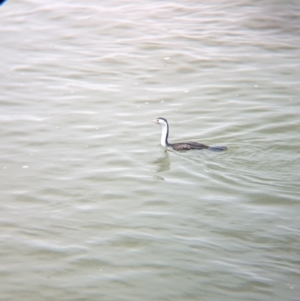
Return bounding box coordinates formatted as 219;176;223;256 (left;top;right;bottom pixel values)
1;1;300;300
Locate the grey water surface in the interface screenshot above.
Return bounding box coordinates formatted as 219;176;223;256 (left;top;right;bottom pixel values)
1;1;300;300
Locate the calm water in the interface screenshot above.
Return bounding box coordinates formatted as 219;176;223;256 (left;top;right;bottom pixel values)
1;0;300;300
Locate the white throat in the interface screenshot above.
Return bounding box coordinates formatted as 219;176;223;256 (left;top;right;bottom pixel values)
160;122;168;147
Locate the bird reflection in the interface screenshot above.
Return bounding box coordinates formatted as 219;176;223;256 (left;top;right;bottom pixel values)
152;150;170;174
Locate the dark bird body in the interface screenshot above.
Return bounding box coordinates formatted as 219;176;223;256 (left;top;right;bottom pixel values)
169;141;209;151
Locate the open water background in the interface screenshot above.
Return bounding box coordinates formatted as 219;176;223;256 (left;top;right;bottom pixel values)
1;0;300;300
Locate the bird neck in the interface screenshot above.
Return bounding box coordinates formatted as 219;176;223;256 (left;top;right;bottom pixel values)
160;122;169;147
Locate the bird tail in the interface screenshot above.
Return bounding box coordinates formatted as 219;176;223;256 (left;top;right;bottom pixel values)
208;146;227;152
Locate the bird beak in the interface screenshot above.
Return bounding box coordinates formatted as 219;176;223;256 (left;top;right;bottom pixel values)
151;119;158;124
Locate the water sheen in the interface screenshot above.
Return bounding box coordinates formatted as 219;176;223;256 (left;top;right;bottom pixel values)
1;1;300;300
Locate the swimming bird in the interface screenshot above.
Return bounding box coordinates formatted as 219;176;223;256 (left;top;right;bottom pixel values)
152;117;227;151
